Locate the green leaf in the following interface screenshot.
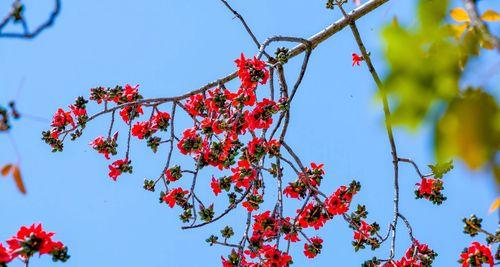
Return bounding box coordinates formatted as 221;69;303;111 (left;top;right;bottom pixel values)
381;0;462;128
428;160;454;179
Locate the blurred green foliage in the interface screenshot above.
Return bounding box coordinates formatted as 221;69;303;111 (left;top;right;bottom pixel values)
381;0;499;182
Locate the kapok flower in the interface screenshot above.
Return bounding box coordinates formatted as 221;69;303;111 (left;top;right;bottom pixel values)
0;244;12;265
163;187;189;208
51;108;74;129
165;165;182;182
352;53;363;66
119;105;144;124
151;111;171;131
210;177;222;196
89;132;118;159
235;53;269;89
132;121;157;140
304;237;323;259
177;127;203;155
6;223;69;262
459;242;494;267
108;158;132;181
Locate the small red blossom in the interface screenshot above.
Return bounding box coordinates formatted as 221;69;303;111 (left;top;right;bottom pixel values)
245;98;278;131
325;185;354;216
6;223;67;260
297;202;329;230
108;158;132;181
354;221;372;240
231;159;257;189
210;177;222;196
69;105;87;117
51;108;74;129
304;237;323;259
415;177;446;204
284;181;307;199
301;162;325;187
235;53;269;89
151;111;171;130
0;244;12;265
89;132;118;159
459;242;494;267
284;232;300;243
389;240;437;266
352;53;363;66
123;84;140;102
163;187;189;208
119;105;144;124
177;127;203;155
185;94;206;117
165;165;182;182
132;121;157;139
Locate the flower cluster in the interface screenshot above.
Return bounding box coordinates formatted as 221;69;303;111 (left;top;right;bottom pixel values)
347;205;380;251
459;242;494;267
0;224;69;266
41;53;383;266
392;241;437;266
415;177;446;205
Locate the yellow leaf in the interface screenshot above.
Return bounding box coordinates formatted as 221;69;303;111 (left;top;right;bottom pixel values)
489;197;500;213
450;7;470;23
12;165;26;194
451;23;468;38
480;38;495;50
1;164;13;177
481;9;500;22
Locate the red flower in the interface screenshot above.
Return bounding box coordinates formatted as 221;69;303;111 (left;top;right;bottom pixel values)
6;224;65;259
163;187;189;208
151;111;171;130
231;159;256;189
89;132;118;159
123;84;140;102
235;53;269;89
132;121;157;139
210;177;222;196
177;127;202;155
165;165;182;182
245;99;278;131
284;232;300;243
390;240;437;266
325;185;356;216
0;244;12;265
259;245;292;267
303;237;323;259
108;158;132;181
297;203;329;230
354;221;372;240
231;87;256;107
417;178;434;195
119;105;144;123
459;242;494;267
352;53;363;66
415;177;446;204
284;181;306;199
185;94;206;117
302;162;325;187
69;105;87;117
51;108;74;129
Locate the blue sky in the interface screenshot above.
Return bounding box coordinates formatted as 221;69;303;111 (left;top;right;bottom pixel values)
0;0;498;266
